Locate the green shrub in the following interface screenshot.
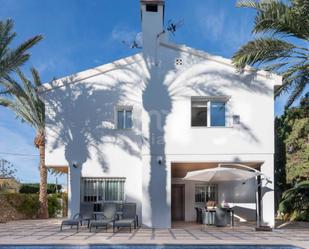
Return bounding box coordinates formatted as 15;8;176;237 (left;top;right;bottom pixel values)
19;184;38;194
1;192;67;219
3;193;39;218
61;192;68;217
47;194;62;218
278;181;309;221
19;183;62;194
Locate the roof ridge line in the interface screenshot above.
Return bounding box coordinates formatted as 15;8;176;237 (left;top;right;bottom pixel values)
40;53;143;92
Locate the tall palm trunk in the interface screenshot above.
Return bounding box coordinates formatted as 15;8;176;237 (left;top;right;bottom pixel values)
35;132;48;218
0;67;47;218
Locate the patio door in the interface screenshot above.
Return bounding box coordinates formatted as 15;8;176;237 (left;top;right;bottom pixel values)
171;184;185;221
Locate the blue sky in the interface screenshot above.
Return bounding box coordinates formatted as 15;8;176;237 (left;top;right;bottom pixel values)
0;0;289;184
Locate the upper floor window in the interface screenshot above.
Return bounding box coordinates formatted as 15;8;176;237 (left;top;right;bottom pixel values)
191;97;227;127
116;107;133;129
210;101;226;126
191;100;208;126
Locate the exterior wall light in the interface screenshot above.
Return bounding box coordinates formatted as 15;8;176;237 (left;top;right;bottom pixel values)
72;161;80;169
157;156;163;165
232;115;240;125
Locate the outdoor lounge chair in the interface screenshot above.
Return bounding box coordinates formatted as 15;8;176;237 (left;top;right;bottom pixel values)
89;202;117;232
113;203;138;232
60;213;81;231
80;202;95;228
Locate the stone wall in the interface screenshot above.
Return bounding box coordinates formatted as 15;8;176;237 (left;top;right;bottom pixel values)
0;194;27;223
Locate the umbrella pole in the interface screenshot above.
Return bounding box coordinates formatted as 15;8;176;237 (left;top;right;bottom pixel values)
256;175;262;228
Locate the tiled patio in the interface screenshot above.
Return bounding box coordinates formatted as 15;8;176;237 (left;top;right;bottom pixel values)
0;219;308;248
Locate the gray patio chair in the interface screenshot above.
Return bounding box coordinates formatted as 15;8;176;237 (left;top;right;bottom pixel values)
60;213;81;231
215;207;228;227
113;203;138;233
202;207;215;225
89;202;117;232
195;207;203;224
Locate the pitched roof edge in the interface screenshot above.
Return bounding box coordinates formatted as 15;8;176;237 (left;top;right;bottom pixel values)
39;53;143;93
160;42;282;85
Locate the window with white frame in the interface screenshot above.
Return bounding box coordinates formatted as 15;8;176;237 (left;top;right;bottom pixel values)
191;97;227;127
195;184;217;203
81;178;125;203
116;107;133;129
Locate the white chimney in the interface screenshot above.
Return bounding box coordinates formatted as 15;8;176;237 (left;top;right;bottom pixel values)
140;0;166;58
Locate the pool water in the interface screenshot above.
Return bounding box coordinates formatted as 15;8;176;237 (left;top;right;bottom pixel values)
0;245;301;249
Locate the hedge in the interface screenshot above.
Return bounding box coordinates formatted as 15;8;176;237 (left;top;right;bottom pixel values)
1;192;67;218
19;183;62;194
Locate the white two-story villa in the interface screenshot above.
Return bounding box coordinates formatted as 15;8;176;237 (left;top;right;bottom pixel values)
42;0;281;228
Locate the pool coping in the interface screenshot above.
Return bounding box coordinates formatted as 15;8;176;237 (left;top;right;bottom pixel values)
0;243;305;249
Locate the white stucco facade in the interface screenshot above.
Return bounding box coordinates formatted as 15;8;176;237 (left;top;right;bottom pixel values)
42;0;281;229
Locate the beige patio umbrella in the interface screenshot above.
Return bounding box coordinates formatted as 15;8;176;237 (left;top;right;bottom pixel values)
183;163;265;228
183;164;261;182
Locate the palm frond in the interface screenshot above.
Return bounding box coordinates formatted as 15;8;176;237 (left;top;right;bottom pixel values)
0;19;43;80
30;67;42;87
252;0;309;39
261;62;289;72
0;75;25;96
274;62;308;97
236;0;270;9
0;19;16;57
293;0;309;17
0;68;45;131
234;0;309;107
285;73;309;107
232;37;295;69
0;35;43;77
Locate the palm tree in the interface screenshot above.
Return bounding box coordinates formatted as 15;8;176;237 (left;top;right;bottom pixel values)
0;19;42;90
0;69;48;218
232;0;309;107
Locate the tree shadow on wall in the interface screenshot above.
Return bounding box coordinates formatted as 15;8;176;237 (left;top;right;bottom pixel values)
142;55;172;228
43;48;270;227
44;75;141;173
140;49;271;227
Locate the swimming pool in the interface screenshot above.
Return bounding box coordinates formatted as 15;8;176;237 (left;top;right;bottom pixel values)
0;245;301;249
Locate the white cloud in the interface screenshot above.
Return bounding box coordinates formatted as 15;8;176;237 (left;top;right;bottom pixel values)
111;26;137;43
195;4;252;51
197;8;225;41
99;25;140;58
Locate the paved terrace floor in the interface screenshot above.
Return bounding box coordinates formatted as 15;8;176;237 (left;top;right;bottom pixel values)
0;219;308;248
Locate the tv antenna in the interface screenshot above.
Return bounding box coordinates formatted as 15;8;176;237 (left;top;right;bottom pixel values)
122;32;143;49
166;19;184;36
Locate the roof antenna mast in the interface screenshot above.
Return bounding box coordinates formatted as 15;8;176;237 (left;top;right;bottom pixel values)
166;19;184;36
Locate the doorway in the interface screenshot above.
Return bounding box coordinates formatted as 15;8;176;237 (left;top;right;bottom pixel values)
171;184;185;221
